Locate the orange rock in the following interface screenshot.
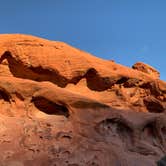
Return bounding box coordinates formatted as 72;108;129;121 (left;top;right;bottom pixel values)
0;34;165;165
132;62;160;79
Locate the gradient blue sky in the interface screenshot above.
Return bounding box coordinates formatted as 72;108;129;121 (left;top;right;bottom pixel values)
0;0;165;80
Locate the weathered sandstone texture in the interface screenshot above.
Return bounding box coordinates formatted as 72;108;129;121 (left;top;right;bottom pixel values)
0;34;165;166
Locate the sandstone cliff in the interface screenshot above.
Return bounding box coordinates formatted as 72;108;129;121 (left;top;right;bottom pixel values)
0;34;165;166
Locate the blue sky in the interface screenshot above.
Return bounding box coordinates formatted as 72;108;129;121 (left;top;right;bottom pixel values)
0;0;166;80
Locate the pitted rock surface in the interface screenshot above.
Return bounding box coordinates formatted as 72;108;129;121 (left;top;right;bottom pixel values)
0;34;165;165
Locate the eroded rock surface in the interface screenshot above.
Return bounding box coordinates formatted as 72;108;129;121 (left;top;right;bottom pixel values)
0;34;165;165
132;62;160;79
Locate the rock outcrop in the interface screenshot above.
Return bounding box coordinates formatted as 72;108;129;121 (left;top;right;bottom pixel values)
0;34;165;166
132;62;160;79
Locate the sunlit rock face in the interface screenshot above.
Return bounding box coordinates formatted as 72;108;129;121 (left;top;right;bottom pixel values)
0;34;165;166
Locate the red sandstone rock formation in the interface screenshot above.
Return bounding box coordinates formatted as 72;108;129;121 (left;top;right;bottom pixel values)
132;62;160;79
0;34;165;165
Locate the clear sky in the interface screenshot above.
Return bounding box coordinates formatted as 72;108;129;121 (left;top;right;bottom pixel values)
0;0;166;80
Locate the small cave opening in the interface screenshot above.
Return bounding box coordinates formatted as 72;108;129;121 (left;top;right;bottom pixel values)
96;118;133;144
143;123;155;138
116;77;129;84
0;89;10;102
142;122;160;146
32;96;69;117
85;68;111;91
